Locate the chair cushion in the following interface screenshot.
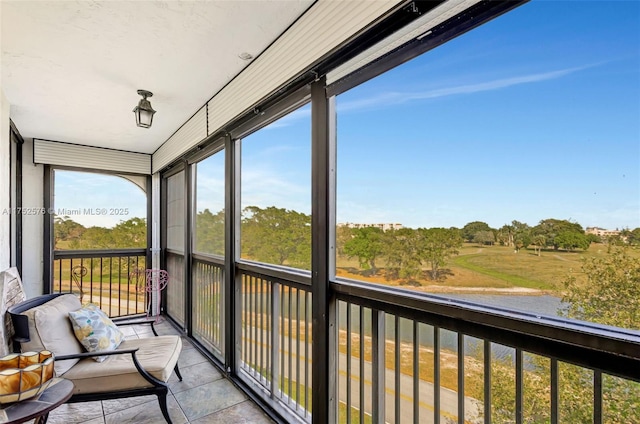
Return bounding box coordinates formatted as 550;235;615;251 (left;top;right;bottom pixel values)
68;304;124;362
62;335;182;394
20;294;84;375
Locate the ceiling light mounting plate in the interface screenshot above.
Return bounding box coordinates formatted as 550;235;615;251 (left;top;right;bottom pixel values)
137;89;153;98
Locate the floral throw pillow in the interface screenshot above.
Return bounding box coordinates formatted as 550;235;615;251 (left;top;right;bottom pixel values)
68;304;124;362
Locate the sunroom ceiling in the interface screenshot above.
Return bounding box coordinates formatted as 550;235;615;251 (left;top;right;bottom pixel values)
1;0;314;154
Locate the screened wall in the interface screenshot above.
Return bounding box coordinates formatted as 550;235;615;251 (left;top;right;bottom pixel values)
159;2;640;423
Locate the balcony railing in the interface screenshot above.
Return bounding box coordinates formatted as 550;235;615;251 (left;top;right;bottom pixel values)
165;249;186;326
52;249;147;317
192;253;225;360
163;257;640;424
237;262;313;423
333;280;640;424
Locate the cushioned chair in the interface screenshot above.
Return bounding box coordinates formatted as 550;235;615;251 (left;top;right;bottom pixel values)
8;293;182;424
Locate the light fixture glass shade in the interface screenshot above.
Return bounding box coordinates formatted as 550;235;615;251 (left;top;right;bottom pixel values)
133;90;156;128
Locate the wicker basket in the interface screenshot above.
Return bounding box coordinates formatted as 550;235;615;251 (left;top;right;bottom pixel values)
0;351;55;404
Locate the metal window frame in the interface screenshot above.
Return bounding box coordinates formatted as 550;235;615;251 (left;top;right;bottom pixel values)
310;76;337;424
326;0;529;97
161;165;188;328
10;122;24;274
42;166;152;294
43;165;53;294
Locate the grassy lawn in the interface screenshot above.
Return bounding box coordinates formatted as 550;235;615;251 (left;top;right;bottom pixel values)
53;257;146;286
335;244;639;294
451;248;557;290
280;375;373;423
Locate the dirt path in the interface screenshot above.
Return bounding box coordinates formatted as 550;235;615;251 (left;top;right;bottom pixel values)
416;285;544;295
553;254;572;262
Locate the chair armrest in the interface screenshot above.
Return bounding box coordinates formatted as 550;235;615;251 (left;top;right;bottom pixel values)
56;348;140;361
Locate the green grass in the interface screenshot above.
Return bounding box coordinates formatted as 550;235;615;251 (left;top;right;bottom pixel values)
336;244;640;293
280;375;373;423
53;258;146;286
452;251;555;290
338;402;373;423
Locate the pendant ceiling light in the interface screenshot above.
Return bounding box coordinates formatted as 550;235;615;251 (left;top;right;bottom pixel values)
133;90;156;128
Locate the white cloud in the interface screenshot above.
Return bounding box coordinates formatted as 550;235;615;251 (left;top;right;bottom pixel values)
241;167;310;213
262;106;311;130
52;171;146;227
338;65;589;113
195;174;225;213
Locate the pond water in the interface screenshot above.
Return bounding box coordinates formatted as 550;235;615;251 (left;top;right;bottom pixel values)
336;293;565;360
444;293;564;317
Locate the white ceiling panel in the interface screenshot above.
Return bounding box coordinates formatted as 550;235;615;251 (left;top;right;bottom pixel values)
1;0;313;153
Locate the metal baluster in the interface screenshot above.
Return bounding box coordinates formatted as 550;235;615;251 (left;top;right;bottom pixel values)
395;316;400;424
594;370;602;424
413;321;420;424
305;290;310;415
458;333;465;424
551;359;558;424
272;281;280;397
484;340;491;424
346;302;352;424
516;349;523;424
295;288;301;411
434;326;441;424
288;285;293;403
360;306;366;424
372;310;385;423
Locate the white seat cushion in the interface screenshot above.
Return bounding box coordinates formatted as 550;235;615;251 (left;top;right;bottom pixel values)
61;335;182;394
20;294;84;375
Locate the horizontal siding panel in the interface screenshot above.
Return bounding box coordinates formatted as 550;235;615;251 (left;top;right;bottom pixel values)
152;106;207;173
34;139;151;174
153;0;400;172
206;1;396;134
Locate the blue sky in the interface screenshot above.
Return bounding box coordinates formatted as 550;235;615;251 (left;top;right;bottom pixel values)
240;0;640;230
54;171;147;228
56;1;639;231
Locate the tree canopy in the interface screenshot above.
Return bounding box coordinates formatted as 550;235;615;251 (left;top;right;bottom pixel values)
532;219;586;251
462;221;492;243
55;216;146;250
385;228;424;281
195;208;225;255
241;206;311;269
343;226;385;274
562;247;640;328
420;227;463;280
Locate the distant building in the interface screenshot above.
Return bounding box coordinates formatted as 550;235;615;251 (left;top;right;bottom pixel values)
338;222;403;232
585;227;620;238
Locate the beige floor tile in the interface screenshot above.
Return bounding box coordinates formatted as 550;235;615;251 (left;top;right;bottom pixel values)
173;380;246;422
178;348;209;368
46;401;104;424
104;394;187;424
101;394;155;416
190;400;275;424
49;321;277;424
169;361;223;394
76;417;105;424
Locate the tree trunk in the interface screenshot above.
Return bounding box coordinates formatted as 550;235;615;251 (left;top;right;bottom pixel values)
369;259;377;275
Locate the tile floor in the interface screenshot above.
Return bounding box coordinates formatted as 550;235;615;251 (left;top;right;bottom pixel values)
46;320;275;424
